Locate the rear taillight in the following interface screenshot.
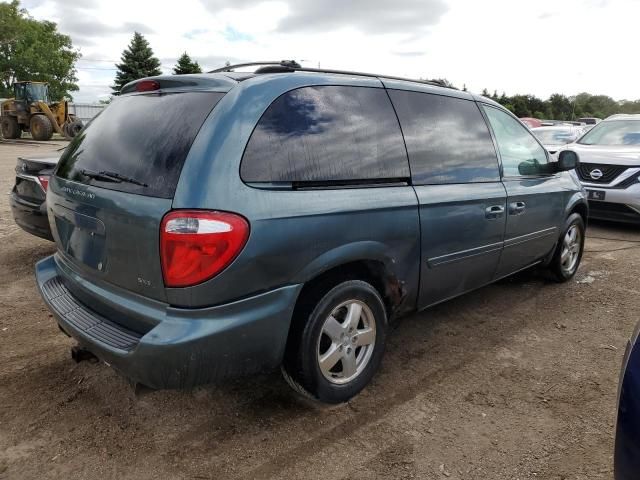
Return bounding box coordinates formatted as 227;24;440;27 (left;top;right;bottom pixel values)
37;175;49;192
160;210;249;288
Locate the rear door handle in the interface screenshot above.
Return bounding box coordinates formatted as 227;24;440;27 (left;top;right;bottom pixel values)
509;201;526;215
485;205;505;219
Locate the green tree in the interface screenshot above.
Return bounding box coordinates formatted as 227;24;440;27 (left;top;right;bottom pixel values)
509;95;532;117
619;100;640;114
0;0;80;99
548;94;573;120
173;52;202;74
571;92;620;119
112;32;161;94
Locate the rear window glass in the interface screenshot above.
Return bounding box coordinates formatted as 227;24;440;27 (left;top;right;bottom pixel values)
240;85;410;184
56;91;224;198
388;90;500;185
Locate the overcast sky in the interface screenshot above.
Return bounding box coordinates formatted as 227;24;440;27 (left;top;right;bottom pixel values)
22;0;638;103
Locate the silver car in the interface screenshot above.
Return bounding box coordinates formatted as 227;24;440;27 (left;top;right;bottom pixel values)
531;125;587;157
565;114;640;224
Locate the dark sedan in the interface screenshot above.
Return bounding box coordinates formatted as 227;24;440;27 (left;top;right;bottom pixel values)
10;151;61;241
615;320;640;479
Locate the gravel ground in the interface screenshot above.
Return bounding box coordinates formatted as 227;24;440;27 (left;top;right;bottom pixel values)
1;140;639;480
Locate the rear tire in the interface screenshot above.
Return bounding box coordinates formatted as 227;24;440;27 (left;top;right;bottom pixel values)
282;280;388;404
1;116;21;139
67;119;83;137
548;213;585;282
30;114;53;141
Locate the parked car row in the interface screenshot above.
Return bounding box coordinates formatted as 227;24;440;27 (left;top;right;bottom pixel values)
530;114;640;224
15;113;638;244
520;117;600;130
531;125;588;157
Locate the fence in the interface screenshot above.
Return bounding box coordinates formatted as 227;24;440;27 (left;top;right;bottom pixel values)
69;103;105;123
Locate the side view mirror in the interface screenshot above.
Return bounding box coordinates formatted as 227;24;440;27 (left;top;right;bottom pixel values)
556;150;579;171
518;158;556;175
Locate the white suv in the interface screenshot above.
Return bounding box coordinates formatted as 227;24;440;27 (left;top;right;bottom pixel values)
568;114;640;223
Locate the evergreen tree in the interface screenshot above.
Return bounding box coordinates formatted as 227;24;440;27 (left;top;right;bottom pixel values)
111;32;161;95
173;52;202;74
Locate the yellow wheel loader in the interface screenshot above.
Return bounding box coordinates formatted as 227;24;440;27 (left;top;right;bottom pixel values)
0;81;83;141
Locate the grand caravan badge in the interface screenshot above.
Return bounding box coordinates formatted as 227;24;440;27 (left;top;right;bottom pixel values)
60;186;95;200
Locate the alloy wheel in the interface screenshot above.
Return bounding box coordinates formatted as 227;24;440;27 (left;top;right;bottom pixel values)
560;224;581;274
317;300;377;385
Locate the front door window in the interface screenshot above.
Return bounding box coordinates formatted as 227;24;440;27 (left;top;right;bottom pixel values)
483;106;550;177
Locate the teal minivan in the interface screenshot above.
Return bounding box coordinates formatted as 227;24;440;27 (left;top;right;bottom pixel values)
36;62;587;403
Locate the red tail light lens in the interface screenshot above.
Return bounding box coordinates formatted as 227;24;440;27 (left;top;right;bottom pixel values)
160;211;249;288
136;80;160;92
37;175;49;192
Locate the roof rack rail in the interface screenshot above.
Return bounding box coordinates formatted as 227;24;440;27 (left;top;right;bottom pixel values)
208;60;301;73
208;60;450;89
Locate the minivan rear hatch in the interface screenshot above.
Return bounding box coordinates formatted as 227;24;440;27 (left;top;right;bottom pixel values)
50;85;227;303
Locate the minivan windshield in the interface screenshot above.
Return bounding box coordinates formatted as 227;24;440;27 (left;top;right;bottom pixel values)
578;120;640;146
56;91;225;198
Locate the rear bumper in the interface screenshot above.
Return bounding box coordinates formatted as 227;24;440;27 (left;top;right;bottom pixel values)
10;191;53;241
35;255;302;388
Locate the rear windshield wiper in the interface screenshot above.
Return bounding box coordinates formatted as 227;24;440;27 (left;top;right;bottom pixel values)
81;169;148;187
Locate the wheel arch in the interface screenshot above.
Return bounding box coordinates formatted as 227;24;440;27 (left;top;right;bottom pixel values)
284;242;412;355
566;194;589;225
290;241;409;317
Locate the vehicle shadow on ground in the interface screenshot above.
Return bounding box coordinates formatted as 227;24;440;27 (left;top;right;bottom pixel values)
1;239;55;276
588;219;640;237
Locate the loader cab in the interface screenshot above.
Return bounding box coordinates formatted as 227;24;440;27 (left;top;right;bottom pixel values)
14;82;50;104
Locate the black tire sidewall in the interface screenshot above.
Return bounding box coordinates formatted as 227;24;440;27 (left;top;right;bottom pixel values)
70;121;83;136
552;213;585;281
1;116;20;139
294;280;388;403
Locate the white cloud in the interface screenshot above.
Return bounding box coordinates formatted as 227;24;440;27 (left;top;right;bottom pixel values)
25;0;639;102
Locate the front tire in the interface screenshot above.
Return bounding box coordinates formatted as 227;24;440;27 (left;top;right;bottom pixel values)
548;213;585;282
282;280;388;403
30;114;53;141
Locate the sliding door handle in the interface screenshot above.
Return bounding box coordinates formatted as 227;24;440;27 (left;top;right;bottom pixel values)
509;201;526;215
485;205;505;219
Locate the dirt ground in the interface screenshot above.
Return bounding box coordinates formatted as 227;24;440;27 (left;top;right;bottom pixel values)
1;140;639;480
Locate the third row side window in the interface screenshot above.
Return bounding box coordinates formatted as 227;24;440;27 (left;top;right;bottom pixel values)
241;85;410;183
